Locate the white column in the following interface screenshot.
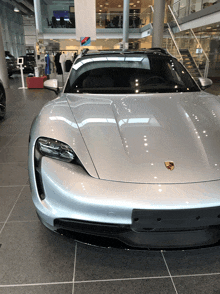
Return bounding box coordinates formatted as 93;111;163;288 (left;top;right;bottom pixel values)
152;0;166;48
33;0;43;34
75;0;96;41
123;0;130;50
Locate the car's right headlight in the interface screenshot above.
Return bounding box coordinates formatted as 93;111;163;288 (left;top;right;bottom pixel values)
36;137;75;163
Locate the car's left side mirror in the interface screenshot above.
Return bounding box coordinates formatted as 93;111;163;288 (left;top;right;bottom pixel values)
44;79;60;95
198;77;213;90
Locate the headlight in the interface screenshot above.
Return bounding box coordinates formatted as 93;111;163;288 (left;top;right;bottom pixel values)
36;137;75;163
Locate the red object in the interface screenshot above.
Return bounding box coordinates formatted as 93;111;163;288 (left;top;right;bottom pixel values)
26;76;47;89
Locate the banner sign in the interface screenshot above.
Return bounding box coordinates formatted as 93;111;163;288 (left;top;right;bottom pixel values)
80;37;91;46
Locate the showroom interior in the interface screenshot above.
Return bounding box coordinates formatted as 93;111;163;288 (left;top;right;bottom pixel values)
1;0;220;293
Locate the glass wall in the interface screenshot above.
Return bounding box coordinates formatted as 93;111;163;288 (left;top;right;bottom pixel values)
0;1;25;57
172;0;219;19
41;0;152;31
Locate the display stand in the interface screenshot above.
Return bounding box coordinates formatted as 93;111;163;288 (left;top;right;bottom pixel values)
17;58;27;89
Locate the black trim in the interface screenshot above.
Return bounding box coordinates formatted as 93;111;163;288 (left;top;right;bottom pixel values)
54;218;130;236
53;209;220;249
132;207;220;232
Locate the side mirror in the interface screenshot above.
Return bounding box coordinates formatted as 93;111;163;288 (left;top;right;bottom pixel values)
44;79;60;95
198;77;213;90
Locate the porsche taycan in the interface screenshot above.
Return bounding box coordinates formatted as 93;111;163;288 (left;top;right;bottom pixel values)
28;48;220;249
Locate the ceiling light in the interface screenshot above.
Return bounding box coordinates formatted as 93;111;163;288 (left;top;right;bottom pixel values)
100;4;103;7
105;2;109;5
137;0;140;2
14;7;19;12
206;27;212;29
118;5;121;7
134;4;136;7
130;3;134;5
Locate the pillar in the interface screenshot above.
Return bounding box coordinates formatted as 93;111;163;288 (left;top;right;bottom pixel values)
0;23;9;88
33;0;43;34
123;0;130;50
152;0;166;48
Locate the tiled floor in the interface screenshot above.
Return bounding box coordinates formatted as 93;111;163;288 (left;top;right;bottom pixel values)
1;75;220;293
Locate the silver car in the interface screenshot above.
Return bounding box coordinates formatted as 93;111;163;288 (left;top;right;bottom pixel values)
29;48;220;249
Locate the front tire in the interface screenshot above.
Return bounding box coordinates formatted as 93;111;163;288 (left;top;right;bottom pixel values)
0;85;6;120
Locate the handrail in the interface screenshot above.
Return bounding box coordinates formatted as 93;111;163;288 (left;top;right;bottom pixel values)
190;28;209;61
167;23;183;63
168;5;181;31
167;5;209;78
190;28;209;78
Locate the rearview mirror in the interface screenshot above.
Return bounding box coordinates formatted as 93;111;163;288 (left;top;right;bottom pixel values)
198;77;213;90
44;79;60;95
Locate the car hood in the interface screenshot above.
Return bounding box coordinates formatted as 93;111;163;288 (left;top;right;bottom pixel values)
66;91;220;184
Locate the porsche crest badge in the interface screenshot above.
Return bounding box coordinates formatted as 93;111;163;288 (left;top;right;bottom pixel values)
164;161;175;171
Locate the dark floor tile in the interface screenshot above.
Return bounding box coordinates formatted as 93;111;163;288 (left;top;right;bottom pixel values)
16;125;31;135
0;186;22;222
205;83;220;96
0;115;32;126
8;186;38;222
0;136;13;149
0;146;28;163
0;222;75;284
0;283;73;294
7;134;29;147
163;246;220;276
75;243;169;282
74;278;176;294
0;162;28;186
173;274;220;294
0;124;18;136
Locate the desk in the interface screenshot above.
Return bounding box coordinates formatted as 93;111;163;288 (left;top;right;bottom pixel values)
26;76;47;89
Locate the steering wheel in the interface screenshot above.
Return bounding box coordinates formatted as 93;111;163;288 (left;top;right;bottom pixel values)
145;76;166;83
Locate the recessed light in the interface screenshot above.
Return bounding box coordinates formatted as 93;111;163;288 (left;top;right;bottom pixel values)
118;4;121;7
137;0;140;2
14;7;19;12
100;4;103;7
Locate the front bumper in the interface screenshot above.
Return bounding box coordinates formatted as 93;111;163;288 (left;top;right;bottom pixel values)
30;157;220;249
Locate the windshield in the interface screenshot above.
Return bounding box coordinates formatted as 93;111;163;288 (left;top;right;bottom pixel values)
64;55;200;94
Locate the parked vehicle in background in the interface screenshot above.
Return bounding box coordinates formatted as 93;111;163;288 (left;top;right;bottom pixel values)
5;51;17;77
0;79;6;120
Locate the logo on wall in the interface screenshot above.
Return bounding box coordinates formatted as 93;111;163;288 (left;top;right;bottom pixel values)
80;37;91;46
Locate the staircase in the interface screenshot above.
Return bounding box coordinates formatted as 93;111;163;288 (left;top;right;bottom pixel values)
179;49;201;80
162;38;202;80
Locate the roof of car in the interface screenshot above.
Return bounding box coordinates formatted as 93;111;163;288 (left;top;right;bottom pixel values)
76;48;172;62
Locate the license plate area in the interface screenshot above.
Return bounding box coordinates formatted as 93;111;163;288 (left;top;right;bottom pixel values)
131;207;220;232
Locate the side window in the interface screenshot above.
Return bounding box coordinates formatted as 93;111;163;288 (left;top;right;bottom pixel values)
167;62;183;84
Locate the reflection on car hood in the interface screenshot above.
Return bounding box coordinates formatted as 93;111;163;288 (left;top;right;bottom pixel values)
66;91;220;184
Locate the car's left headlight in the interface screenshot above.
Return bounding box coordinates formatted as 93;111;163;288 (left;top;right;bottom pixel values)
36;137;75;163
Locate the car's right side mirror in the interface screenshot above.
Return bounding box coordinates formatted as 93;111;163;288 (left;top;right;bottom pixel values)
198;77;213;90
44;79;60;95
